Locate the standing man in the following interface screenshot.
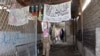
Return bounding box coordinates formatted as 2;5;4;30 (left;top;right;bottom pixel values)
60;28;64;42
41;21;51;56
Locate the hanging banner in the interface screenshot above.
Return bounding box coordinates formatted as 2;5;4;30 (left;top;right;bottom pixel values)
43;1;71;22
8;6;33;26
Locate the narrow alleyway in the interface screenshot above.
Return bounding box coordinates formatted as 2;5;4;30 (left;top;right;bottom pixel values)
0;0;98;56
39;44;81;56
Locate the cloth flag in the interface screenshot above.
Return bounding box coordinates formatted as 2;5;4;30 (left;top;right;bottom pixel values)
43;1;71;22
8;6;33;26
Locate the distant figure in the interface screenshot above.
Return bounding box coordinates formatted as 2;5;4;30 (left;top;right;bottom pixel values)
60;28;64;41
41;22;51;56
55;28;61;41
49;27;52;36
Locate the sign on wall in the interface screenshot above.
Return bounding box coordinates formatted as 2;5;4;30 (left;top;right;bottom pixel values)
43;1;71;22
0;31;35;55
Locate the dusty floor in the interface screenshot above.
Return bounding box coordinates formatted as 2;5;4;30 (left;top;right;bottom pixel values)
38;44;81;56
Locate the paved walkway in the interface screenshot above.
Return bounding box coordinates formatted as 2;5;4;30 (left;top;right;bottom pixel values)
38;44;81;56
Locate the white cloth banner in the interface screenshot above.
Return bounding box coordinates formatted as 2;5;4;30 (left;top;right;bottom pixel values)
8;6;33;26
43;1;71;22
41;22;48;32
41;22;51;32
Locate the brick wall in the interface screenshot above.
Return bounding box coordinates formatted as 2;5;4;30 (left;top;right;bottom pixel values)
80;0;100;55
76;0;100;56
83;0;100;30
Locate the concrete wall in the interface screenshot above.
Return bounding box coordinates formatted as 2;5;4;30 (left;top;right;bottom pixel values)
77;41;95;56
96;28;100;56
0;31;36;56
65;21;74;44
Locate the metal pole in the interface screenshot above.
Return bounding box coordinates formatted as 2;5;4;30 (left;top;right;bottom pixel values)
65;21;67;42
35;16;37;56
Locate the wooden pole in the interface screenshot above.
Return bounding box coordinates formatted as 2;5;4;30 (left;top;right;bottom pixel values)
79;0;84;56
73;18;75;45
